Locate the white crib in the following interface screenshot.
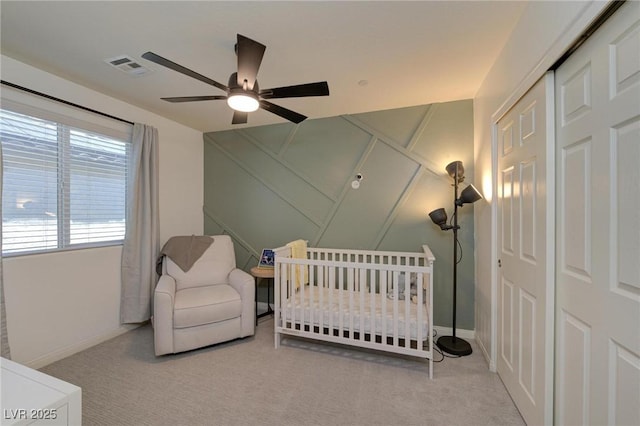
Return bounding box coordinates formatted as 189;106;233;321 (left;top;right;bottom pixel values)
273;244;435;378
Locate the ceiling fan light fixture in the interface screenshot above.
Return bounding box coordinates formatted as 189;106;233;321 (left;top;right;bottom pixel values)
227;91;259;112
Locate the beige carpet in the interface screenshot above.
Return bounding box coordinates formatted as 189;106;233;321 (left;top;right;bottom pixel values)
41;318;524;426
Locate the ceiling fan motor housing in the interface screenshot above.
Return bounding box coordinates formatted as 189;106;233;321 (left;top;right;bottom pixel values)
227;72;259;94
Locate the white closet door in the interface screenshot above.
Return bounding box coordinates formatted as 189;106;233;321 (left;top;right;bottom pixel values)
555;2;640;425
497;73;555;426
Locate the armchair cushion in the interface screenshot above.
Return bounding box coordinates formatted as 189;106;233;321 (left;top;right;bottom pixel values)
167;236;235;289
174;285;242;328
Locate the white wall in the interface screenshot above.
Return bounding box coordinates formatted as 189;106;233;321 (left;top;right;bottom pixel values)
1;56;204;368
473;0;609;370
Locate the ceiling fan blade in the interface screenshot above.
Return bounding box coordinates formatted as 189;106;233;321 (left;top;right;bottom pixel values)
260;82;329;99
161;95;227;103
142;52;228;92
259;100;307;124
232;111;249;125
236;34;266;90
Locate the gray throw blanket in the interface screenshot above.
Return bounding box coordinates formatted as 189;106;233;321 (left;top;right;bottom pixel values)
156;235;214;274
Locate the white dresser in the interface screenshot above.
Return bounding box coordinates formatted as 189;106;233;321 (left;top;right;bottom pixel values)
1;358;81;425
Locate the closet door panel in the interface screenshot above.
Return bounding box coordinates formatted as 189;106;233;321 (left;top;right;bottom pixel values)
497;73;554;426
555;2;640;424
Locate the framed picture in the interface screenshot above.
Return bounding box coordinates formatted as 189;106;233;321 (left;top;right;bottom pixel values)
258;248;275;268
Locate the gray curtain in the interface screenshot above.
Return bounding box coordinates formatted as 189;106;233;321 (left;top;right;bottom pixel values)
120;123;160;323
1;144;10;359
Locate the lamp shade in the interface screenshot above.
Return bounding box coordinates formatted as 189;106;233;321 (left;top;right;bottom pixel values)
445;161;465;181
428;208;448;227
458;184;483;205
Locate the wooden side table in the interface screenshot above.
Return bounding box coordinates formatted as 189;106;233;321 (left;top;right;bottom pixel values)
250;266;274;325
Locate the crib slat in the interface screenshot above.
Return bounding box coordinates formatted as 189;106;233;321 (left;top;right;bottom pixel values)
359;268;365;341
348;267;354;340
283;263;288;330
417;272;424;345
339;266;344;338
381;271;387;342
370;268;376;343
328;266;334;332
396;269;401;344
288;263;295;331
404;274;411;349
319;264;324;335
282;263;290;330
309;263;314;331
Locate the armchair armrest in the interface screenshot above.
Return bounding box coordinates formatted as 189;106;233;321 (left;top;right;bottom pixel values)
153;274;176;355
229;268;255;336
229;268;254;298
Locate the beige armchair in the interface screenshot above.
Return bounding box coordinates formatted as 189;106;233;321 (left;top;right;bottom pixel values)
153;235;255;356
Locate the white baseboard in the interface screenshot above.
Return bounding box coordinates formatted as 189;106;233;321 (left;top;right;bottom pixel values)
476;336;496;372
25;324;141;370
433;326;475;340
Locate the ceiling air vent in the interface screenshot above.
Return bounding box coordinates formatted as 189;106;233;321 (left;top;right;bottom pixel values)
105;55;151;76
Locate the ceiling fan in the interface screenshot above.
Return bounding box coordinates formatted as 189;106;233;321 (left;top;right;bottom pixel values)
142;34;329;125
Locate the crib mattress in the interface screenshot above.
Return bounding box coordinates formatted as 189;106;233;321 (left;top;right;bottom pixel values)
281;286;429;341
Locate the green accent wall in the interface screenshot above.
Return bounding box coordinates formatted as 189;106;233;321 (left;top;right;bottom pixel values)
203;99;476;330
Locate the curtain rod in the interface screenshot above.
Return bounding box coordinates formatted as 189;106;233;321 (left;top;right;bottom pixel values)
1;80;135;126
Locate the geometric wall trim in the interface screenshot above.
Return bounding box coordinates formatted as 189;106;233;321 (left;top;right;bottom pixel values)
203;99;476;328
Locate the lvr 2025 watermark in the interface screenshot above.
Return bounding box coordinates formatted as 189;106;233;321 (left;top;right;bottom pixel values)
3;408;58;421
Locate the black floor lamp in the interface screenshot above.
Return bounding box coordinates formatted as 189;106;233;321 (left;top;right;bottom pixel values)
429;160;482;356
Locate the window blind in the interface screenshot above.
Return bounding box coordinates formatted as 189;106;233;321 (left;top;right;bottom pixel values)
1;108;130;255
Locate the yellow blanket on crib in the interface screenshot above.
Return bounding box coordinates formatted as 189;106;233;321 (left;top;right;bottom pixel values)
286;239;308;289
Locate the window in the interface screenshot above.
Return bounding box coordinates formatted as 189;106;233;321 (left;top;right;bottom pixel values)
1;107;131;255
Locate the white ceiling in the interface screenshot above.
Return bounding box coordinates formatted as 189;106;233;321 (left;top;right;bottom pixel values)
0;1;527;133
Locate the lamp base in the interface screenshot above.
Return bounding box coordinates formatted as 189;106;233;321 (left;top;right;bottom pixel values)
436;335;472;356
